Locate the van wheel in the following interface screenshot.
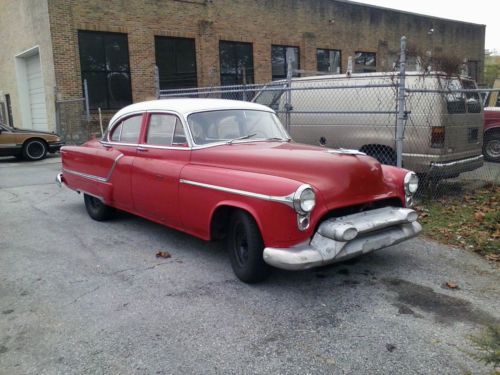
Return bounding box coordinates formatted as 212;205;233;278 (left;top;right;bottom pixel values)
362;147;396;166
84;194;115;221
483;133;500;162
228;210;271;283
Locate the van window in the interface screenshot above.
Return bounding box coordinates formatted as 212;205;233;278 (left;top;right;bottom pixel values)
462;79;481;113
442;78;466;114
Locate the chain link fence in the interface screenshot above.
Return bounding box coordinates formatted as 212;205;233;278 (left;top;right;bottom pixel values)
159;78;500;199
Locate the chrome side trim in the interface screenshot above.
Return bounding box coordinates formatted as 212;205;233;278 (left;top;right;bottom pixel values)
179;179;295;208
0;144;20;148
100;141;192;151
63;154;124;183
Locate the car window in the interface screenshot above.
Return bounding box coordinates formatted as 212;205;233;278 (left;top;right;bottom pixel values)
146;114;187;146
110;115;142;143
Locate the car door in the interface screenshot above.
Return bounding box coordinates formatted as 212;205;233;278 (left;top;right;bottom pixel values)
103;113;144;211
131;112;191;227
0;125;22;156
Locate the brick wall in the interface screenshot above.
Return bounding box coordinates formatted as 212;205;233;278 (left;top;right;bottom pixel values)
47;0;485;123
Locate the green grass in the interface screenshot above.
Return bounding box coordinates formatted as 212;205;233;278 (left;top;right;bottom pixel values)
416;185;500;260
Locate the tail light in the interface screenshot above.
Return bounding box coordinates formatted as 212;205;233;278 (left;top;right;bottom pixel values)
431;127;445;148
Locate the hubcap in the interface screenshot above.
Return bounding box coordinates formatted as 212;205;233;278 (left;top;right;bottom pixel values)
27;141;44;159
234;223;249;267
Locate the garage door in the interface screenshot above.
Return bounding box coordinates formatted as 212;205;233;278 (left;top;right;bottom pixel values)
26;54;48;131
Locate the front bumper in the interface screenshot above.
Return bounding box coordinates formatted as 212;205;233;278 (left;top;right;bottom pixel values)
263;206;421;271
428;154;483;178
48;141;65;152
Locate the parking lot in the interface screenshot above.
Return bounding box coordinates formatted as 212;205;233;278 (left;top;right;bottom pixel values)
0;156;499;375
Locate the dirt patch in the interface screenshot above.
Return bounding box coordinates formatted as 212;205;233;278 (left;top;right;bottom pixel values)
383;278;498;326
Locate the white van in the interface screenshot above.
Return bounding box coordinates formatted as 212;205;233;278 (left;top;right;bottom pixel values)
253;72;484;177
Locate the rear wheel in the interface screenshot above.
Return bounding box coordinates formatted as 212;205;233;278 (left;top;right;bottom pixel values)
22;139;47;161
228;211;270;283
483;133;500;162
84;194;115;221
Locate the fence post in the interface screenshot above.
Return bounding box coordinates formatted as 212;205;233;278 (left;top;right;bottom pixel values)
154;65;160;99
285;48;294;132
396;36;407;168
83;79;90;122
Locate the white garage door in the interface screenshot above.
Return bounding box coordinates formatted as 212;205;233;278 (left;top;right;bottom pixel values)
25;54;48;131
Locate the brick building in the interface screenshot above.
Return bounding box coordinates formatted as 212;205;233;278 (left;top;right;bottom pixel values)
0;0;486;141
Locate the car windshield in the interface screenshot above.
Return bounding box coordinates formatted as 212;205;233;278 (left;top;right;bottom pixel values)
187;109;289;145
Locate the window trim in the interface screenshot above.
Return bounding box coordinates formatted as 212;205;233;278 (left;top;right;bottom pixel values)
271;44;300;80
78;30;132;110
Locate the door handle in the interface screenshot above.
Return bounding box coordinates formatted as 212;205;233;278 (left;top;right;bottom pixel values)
136;146;148;152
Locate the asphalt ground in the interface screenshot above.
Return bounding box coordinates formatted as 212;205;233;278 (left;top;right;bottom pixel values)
0;155;498;374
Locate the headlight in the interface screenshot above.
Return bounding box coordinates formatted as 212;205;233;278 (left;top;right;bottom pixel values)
293;185;316;214
404;172;419;194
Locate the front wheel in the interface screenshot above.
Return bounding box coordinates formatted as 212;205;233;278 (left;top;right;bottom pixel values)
22;139;47;161
483;133;500;162
228;211;271;283
84;194;115;221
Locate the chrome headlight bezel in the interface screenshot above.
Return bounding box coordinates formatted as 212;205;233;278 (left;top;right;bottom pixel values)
293;185;316;215
404;172;419;195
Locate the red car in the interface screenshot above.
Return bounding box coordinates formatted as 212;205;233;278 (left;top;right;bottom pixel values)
483;108;500;162
57;99;421;283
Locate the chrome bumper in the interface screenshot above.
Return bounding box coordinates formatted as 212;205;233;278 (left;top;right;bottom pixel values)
56;172;64;187
428;155;483;178
263;206;421;271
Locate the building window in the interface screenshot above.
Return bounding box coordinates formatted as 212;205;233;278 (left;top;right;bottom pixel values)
354;51;376;73
219;41;254;86
78;31;132;110
155;36;197;90
317;49;341;74
272;45;300;80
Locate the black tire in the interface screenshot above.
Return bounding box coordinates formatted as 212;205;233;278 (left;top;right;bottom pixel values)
363;147;396;166
22;139;47;161
83;194;115;221
483;133;500;162
228;210;271;283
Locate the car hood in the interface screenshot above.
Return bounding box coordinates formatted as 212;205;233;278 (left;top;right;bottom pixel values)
190;142;398;208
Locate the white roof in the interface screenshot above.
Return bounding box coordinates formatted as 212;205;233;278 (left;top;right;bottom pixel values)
110;98;273;125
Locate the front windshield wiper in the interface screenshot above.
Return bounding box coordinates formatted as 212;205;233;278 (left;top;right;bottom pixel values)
226;133;257;144
265;137;291;142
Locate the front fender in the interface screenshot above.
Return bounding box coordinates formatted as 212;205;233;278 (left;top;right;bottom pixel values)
178;165;321;247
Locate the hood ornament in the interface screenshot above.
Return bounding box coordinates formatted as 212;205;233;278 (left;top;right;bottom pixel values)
327;148;366;156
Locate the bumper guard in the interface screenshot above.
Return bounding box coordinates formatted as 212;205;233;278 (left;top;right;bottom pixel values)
263;206;421;271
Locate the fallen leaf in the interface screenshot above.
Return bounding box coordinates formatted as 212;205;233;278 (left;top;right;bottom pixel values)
474;212;485;222
156;251;171;259
485;254;500;262
445;281;459;289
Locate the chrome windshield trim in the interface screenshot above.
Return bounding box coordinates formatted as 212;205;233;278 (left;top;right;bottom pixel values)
180;179;295;207
63;154;124;183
